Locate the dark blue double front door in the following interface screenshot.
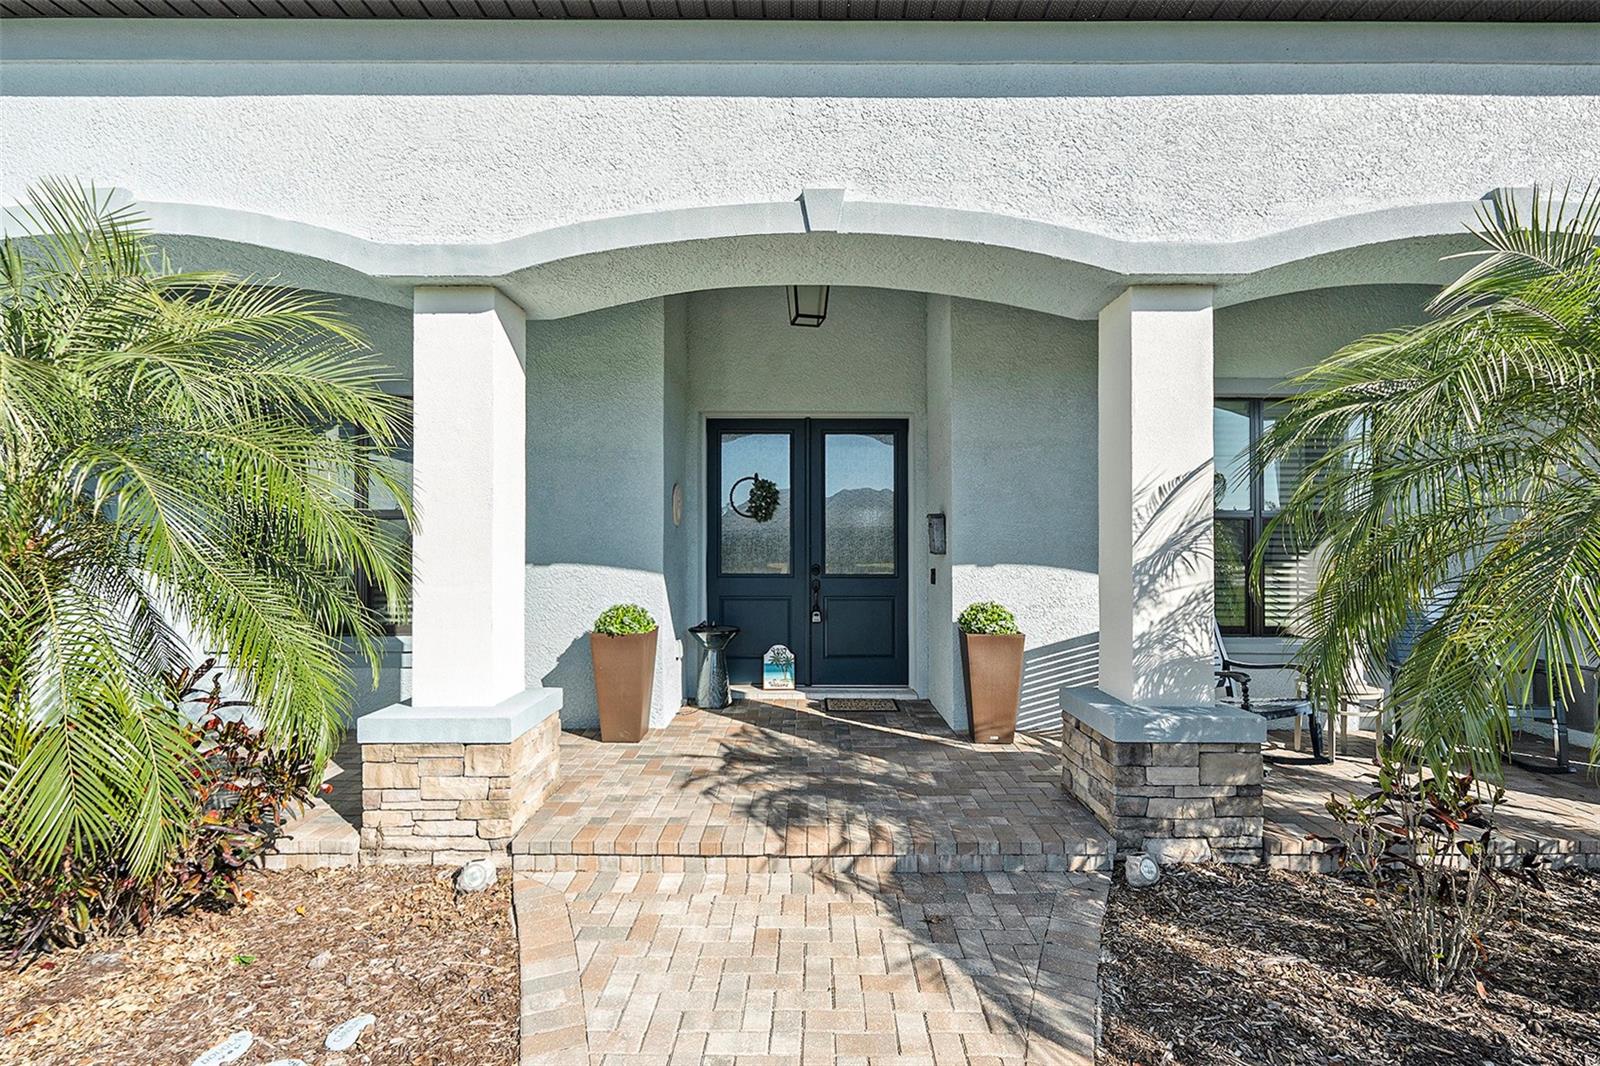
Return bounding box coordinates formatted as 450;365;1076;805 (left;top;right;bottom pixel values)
707;418;909;688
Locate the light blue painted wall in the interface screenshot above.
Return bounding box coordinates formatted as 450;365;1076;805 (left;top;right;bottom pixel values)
1213;283;1437;702
525;299;682;729
924;296;956;719
947;298;1101;734
682;285;932;693
686;286;929;414
329;294;413;385
329;294;413;722
662;295;692;697
1215;284;1435;386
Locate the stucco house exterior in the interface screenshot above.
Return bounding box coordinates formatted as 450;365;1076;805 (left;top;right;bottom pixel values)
5;4;1598;861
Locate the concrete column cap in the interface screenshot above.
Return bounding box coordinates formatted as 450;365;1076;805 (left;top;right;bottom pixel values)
356;687;563;745
1061;685;1267;744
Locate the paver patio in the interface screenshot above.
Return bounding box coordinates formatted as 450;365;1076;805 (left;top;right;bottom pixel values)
518;865;1108;1066
1263;733;1600;871
509;699;1113;1065
511;700;1113;875
306;702;1599;1064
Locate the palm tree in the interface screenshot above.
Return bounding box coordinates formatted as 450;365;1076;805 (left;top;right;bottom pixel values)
1260;185;1600;780
0;181;411;880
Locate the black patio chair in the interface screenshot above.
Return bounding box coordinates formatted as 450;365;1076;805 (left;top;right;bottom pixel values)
1212;621;1326;762
1505;660;1579;775
1364;599;1576;774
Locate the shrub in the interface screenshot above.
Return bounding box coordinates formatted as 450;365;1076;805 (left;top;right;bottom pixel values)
1;663;320;956
593;604;657;636
0;182;409;901
1324;756;1535;992
957;601;1019;635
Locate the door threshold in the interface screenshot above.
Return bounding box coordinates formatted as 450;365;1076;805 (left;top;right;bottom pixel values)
730;684;919;703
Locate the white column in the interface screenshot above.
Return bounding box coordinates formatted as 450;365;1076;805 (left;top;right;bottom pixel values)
1097;286;1216;706
410;286;528;709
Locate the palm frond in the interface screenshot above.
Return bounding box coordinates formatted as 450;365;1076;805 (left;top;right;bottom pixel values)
1259;182;1600;780
0;182;413;881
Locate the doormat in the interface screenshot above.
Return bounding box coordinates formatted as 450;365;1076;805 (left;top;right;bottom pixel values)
823;698;899;714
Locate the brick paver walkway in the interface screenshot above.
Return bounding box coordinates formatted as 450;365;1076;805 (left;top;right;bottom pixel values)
511;699;1112;1065
512;701;1112;875
519;866;1107;1066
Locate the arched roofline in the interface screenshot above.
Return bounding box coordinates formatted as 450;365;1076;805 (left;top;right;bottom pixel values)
5;187;1507;318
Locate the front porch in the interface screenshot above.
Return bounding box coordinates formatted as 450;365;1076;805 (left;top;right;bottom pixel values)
506;699;1113;1065
511;698;1113;875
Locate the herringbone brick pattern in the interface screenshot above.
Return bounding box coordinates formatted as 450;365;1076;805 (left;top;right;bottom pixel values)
523;866;1107;1066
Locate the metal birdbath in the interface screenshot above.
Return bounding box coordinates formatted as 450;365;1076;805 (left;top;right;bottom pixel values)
688;621;740;710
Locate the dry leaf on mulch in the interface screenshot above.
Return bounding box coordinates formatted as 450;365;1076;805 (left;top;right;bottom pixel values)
0;866;517;1066
1098;865;1600;1066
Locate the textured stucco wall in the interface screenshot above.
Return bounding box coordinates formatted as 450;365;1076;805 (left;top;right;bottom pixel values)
1215;284;1436;388
525;299;682;729
662;295;692;696
5;22;1598;252
948;298;1100;734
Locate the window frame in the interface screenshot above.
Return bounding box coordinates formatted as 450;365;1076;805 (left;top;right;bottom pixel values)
347;412;413;637
1214;396;1292;638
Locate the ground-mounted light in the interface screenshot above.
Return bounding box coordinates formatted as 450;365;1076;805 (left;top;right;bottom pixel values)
787;285;829;327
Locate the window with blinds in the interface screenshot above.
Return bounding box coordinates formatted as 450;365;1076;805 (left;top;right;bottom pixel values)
1213;398;1325;636
333;418;413;636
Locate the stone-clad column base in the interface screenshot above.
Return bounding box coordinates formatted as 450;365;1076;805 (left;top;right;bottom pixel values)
1061;687;1266;864
357;687;562;866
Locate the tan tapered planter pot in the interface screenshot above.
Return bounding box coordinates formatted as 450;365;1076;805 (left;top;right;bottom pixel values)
960;632;1025;744
591;630;657;743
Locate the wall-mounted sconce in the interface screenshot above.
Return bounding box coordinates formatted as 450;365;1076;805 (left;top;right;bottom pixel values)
927;512;947;556
787;285;829;327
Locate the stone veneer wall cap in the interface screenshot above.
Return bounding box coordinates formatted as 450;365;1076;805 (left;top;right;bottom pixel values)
356;687;563;745
1060;685;1267;744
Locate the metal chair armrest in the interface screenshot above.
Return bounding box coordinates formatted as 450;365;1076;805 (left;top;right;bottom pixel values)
1214;668;1254;708
1221;656;1307;674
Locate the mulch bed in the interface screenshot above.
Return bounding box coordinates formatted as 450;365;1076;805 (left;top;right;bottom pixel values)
0;866;518;1066
1098;864;1600;1066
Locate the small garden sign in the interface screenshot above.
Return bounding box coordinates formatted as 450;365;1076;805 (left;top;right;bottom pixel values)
763;645;796;690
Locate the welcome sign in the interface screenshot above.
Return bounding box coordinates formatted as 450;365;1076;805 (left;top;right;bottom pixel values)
762;645;796;690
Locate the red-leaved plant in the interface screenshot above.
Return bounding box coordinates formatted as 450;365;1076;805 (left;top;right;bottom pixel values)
2;662;321;959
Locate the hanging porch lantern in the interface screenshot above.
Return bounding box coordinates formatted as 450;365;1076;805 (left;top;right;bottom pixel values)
787;284;829;327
